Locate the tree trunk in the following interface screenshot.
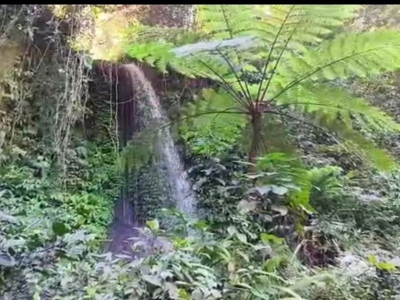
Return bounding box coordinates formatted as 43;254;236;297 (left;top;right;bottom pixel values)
248;111;263;174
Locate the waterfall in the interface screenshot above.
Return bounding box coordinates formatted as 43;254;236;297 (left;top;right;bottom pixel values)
121;64;196;217
104;63;196;255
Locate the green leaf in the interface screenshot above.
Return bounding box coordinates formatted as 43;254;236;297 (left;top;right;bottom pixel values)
376;262;397;271
146;219;160;231
260;233;284;244
367;255;378;265
52;221;68;236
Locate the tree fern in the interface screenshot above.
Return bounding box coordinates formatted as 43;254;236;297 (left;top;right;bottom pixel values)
126;5;362;76
126;5;400;169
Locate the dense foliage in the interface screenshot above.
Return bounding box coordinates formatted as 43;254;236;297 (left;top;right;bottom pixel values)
2;4;400;300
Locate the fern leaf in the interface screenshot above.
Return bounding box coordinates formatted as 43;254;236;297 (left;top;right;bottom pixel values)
179;88;246;155
274;30;400;92
261;5;360;37
318;117;397;171
125;42;174;63
276;83;400;133
197;5;360;44
196;5;256;39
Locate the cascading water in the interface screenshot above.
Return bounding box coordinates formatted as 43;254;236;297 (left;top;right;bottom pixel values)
121;64;196;216
105;63;196;255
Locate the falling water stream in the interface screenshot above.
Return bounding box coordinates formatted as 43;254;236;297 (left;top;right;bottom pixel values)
106;64;196;255
122;64;196;215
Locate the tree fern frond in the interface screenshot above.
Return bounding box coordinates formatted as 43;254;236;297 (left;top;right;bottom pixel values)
190;5;363;101
263;5;360;35
246;5;360;58
271;110;396;171
197;5;360;48
196;5;256;39
276;83;400;133
318;117;397;171
125;42;176;73
125;40;235;77
180;88;245;129
125;5;362;78
274;30;400;92
179;88;246;155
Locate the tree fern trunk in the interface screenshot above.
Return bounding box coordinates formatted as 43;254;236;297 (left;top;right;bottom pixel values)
248;111;262;173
